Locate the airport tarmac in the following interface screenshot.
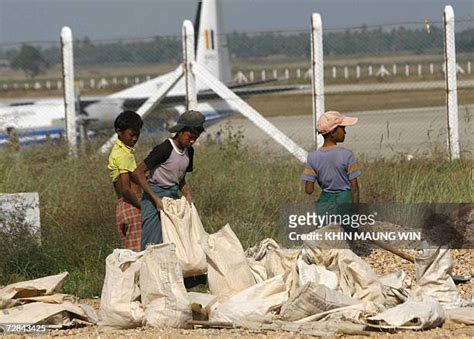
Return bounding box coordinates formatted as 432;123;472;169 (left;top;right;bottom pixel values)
292;79;474;94
204;104;474;160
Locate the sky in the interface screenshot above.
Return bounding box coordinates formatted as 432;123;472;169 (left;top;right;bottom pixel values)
0;0;473;45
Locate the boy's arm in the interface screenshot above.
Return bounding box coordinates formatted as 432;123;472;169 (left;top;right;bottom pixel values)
302;153;317;195
179;178;193;204
116;172;141;209
304;181;315;195
132;162;164;211
350;178;359;203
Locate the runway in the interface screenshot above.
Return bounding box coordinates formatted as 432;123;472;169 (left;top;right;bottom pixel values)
275;79;474;95
2;81;473;160
204;104;474;159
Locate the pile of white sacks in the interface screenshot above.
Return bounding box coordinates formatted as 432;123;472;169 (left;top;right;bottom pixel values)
0;272;98;327
98;197;474;332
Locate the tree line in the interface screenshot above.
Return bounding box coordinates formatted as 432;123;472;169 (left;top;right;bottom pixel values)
2;25;474;78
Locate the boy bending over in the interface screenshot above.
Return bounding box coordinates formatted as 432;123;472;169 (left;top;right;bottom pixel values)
133;110;205;251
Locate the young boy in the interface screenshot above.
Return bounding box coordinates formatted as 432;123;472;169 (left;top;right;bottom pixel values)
302;111;360;205
107;110;143;251
132;110;205;251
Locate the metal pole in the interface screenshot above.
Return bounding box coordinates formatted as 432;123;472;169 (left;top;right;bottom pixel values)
192;62;307;163
98;65;184;154
444;5;460;160
311;13;325;148
183;20;197;111
61;27;77;157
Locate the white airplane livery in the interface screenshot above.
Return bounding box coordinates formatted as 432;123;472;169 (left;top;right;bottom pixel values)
0;0;241;146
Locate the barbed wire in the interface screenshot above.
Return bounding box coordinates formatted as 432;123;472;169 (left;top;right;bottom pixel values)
0;16;473;49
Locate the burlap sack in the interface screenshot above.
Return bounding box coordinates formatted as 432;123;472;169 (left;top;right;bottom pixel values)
161;197;208;278
201;224;256;299
279;282;361;321
98;249;144;328
140;243;192;328
210;274;288;322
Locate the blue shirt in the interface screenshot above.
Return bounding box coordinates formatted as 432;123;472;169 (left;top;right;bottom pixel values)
302;146;360;193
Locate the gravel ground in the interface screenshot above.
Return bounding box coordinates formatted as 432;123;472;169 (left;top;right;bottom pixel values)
364;248;473;300
41;322;473;338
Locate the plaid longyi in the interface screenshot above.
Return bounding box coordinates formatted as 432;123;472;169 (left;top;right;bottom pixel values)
115;199;142;251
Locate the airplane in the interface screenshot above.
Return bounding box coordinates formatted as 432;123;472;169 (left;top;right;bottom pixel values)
0;0;300;147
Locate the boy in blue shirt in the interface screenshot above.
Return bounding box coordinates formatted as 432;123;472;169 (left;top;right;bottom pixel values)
303;110;360;205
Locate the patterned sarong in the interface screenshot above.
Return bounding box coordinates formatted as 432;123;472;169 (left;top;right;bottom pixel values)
115;198;142;251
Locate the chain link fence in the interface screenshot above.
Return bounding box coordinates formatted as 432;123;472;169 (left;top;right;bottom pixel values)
0;15;473;158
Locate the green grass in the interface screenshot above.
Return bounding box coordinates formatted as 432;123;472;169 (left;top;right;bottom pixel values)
0;137;471;296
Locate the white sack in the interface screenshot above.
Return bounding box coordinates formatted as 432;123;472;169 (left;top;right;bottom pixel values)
414;245;461;306
297;256;338;290
445;307;474;325
304;246;385;304
161;197;207;277
279;282;361;322
0;301;97;326
210;274;288;323
244;238;299;279
367;294;445;330
379;270;406;290
16;293;78;305
188;292;218;309
140;243;191;328
296;302;382;324
379;270;409;306
98;249;144;329
188;292;219;321
247;259;268;283
245;238;301;289
245;238;280;261
201;224;256;299
0;272;68;309
263;248;300;278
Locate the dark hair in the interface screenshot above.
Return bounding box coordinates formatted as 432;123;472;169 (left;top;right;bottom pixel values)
322;132;332;139
322;125;341;139
179;126;205;135
114;111;143;131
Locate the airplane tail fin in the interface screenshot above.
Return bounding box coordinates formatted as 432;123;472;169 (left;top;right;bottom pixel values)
195;0;231;84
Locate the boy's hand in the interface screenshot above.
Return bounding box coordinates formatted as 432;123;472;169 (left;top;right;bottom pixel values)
185;194;193;206
153;197;164;211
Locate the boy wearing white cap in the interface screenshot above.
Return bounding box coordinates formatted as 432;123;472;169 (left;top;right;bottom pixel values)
302;111;360;204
